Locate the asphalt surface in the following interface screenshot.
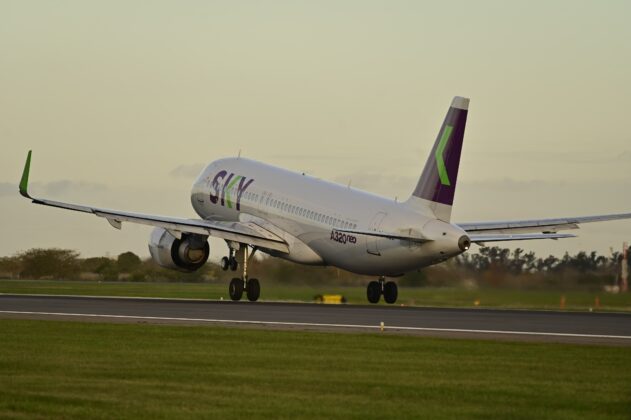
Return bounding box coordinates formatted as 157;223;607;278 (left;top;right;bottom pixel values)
1;294;631;345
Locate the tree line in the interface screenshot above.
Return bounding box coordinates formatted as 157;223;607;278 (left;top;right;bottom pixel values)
0;246;629;291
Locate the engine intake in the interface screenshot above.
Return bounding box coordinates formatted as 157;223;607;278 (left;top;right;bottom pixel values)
148;228;210;272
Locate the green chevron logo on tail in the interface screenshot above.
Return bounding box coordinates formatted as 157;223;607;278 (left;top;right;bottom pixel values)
435;125;453;186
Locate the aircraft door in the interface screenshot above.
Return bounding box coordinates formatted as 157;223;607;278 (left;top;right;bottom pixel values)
366;212;387;256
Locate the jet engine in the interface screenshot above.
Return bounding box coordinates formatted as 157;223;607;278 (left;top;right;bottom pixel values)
148;228;210;272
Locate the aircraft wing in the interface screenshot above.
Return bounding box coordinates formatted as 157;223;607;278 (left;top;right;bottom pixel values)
458;213;631;243
18;151;289;253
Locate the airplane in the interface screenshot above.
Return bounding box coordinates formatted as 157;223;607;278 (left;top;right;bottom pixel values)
18;97;631;304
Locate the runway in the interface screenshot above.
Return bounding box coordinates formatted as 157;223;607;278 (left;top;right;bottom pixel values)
1;294;631;345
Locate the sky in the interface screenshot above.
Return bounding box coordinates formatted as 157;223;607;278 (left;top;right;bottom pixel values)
1;0;630;261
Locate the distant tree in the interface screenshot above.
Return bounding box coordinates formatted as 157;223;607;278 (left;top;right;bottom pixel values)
536;255;559;272
18;248;80;279
82;257;114;273
117;252;141;272
0;256;21;278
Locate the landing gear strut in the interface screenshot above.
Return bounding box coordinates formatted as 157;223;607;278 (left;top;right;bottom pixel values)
366;276;398;304
227;244;260;302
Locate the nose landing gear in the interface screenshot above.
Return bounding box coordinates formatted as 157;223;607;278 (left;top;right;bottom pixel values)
366;276;398;304
220;249;238;271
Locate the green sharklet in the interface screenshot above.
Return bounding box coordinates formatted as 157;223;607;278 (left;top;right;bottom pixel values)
19;150;32;198
224;175;242;208
435;125;453;186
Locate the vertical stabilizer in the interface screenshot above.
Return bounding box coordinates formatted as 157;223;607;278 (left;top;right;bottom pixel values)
406;96;469;221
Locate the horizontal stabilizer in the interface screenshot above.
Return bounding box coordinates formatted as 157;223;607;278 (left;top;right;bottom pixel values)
469;233;576;244
459;213;631;235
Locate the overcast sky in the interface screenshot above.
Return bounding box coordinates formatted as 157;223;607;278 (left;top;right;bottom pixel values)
1;0;630;260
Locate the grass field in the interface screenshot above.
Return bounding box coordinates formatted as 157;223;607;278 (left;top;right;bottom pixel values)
1;279;631;312
0;319;630;419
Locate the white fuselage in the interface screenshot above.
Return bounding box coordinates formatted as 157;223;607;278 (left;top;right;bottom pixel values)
191;158;467;276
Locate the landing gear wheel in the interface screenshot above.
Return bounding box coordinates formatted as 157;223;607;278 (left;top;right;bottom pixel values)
230;257;238;271
229;278;244;301
220;256;230;271
367;281;381;304
383;281;398;304
246;278;260;302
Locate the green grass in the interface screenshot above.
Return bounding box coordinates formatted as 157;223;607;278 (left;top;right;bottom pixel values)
0;319;630;419
1;279;631;312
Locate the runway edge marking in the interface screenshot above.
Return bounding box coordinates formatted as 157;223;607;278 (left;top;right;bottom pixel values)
3;294;631;315
1;310;631;340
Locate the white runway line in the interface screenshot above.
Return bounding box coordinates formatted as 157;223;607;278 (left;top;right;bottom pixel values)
1;310;631;340
3;293;631;315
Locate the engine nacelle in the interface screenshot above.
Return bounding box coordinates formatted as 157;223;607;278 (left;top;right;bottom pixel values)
148;228;210;272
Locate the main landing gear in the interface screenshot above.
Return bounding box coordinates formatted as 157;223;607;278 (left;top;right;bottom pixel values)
367;276;398;304
222;245;260;302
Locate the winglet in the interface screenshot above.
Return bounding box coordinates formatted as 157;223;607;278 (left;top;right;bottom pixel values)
19;150;32;198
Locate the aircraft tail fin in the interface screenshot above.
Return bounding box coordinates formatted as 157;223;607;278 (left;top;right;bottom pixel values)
406;96;469;222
